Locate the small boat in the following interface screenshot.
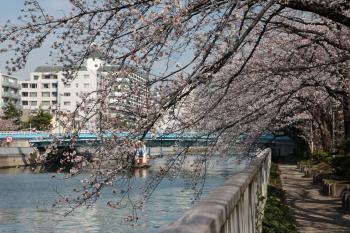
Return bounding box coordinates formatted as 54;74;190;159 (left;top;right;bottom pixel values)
133;144;150;169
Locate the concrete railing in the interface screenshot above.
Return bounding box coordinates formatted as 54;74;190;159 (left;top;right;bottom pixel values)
0;140;34;168
161;148;271;233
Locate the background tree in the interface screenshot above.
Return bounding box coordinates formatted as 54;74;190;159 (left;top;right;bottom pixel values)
2;102;21;126
0;118;19;131
22;108;52;131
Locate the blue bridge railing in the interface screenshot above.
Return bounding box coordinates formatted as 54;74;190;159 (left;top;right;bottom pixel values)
0;131;214;141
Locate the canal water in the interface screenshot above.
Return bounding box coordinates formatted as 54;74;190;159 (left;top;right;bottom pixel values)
0;156;247;233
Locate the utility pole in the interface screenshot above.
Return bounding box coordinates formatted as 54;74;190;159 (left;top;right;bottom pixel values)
332;108;335;149
57;94;62;135
310;119;314;154
29;105;32;132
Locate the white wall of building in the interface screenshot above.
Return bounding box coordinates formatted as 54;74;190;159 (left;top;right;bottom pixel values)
20;72;58;112
20;57;102;114
57;70;98;113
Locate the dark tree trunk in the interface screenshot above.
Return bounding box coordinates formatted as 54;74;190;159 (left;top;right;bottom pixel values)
313;108;332;152
318;119;332;152
343;94;350;140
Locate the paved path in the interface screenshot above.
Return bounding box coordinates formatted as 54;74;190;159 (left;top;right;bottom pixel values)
279;164;350;233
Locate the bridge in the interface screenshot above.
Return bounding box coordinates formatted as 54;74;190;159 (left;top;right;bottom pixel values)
0;131;294;157
0;131;213;148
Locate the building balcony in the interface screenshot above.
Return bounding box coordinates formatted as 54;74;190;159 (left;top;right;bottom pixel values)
2;80;20;89
2;92;20;99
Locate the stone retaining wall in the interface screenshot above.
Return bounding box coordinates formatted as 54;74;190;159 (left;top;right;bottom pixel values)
161;149;271;233
0;147;34;168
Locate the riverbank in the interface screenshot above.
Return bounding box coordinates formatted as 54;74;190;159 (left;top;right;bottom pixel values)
0;140;34;168
0;147;34;168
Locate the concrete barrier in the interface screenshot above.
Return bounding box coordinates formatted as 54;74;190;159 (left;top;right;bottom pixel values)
0;147;34;168
0;140;34;168
161;149;271;233
321;179;350;197
342;191;350;211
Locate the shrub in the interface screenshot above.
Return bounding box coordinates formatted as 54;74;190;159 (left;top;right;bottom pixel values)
312;149;332;163
331;156;350;179
336;139;350;155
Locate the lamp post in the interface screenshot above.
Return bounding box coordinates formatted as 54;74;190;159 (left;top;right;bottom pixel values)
29;104;32;132
310;119;314;154
57;93;62;135
331;106;336;155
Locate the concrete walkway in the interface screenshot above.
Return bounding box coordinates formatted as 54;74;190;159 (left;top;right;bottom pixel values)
279;164;350;233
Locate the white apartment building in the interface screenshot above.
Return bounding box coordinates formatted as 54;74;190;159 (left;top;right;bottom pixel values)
0;73;21;109
19;52;149;130
97;66;149;119
20;70;59;113
20;57;102;114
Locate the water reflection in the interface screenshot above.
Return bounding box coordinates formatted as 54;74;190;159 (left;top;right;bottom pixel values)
0;155;247;233
133;168;149;178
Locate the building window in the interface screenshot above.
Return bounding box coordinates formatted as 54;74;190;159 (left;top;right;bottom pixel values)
52;75;58;79
42;83;50;88
76;92;79;97
76;83;79;88
84;83;90;88
43;75;50;79
21;83;28;88
64;101;71;106
42;92;50;97
84;74;89;79
22;92;28;97
30;101;37;106
41;101;50;106
22;101;28;106
52;101;57;105
52;83;58;88
63;92;71;97
52;92;57;97
30;83;37;88
30;92;37;97
64;83;71;88
33;75;39;80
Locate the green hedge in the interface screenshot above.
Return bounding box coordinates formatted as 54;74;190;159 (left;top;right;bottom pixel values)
312;149;332;163
262;163;298;233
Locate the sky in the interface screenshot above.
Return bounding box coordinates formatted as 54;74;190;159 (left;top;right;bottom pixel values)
0;0;72;80
0;1;194;81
